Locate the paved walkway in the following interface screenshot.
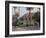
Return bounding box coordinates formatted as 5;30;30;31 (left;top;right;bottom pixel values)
12;25;40;31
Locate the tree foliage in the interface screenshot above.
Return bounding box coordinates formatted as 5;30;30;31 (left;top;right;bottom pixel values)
32;12;40;22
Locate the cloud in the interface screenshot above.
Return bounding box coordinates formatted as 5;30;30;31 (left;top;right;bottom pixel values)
31;8;40;13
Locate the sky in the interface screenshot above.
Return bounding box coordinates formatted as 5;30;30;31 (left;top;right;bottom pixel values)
12;7;40;18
